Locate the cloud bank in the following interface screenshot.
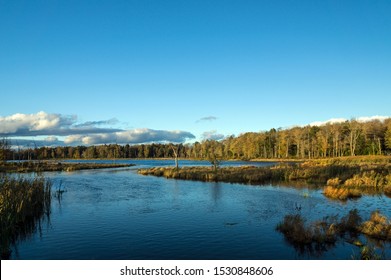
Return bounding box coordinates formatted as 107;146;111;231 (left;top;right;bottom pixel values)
201;130;225;141
309;115;390;127
1;112;195;147
64;129;195;145
0;111;121;136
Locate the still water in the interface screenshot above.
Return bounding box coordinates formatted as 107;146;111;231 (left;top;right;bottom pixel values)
11;160;391;259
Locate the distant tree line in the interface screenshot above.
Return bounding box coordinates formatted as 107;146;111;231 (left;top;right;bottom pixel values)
2;118;391;161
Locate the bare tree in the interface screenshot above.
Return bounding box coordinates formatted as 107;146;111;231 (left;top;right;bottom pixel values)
349;120;361;156
170;144;179;170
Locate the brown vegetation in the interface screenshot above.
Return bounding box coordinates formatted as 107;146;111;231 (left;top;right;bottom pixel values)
276;214;337;247
360;211;391;241
323;186;362;200
139;156;391;197
138;165;286;185
0;161;134;173
0;175;52;259
277;209;390;258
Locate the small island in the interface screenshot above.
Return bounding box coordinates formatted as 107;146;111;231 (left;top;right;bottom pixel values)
138;156;391;199
0;161;134;173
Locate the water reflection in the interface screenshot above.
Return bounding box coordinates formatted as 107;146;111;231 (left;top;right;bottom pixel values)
210;182;222;203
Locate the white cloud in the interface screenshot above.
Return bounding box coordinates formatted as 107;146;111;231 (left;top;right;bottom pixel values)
309;118;348;127
356;115;390;123
0;111;121;136
309;115;390;127
0;111;70;134
201;130;225;141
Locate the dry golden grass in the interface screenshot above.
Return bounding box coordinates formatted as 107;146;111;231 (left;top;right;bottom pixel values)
1;175;52;259
277;209;390;258
323;186;362;200
138;166;286;184
326;177;341;187
0;161;134;173
302;156;391;167
360;211;391;241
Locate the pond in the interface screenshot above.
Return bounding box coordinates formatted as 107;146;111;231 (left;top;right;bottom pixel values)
9;160;391;259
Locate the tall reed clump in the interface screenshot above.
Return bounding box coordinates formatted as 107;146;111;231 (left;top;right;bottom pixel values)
323;178;362;200
276;214;338;254
0;175;52;259
360;211;391;241
277;209;391;258
323;186;362;200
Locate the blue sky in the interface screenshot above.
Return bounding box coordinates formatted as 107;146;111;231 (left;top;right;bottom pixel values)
1;0;390;145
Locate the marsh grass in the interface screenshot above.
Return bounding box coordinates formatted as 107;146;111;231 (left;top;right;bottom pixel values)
0;175;52;259
276;214;338;255
138;166;286;185
360;211;391;241
139;158;391;197
0;161;134;173
277;209;390;258
323;186;362;200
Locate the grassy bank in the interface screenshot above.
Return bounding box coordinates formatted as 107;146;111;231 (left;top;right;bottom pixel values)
0;161;134;173
138;156;391;198
0;175;52;259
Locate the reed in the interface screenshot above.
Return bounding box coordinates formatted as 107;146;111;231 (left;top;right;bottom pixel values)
276;214;337;248
138;166;286;185
277;209;391;257
0;175;52;259
0;161;134;173
360;211;391;241
323;186;362;200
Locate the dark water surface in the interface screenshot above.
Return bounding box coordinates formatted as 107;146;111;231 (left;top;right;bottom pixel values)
11;160;391;259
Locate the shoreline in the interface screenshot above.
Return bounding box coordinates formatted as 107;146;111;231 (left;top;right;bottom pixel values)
0;161;134;173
